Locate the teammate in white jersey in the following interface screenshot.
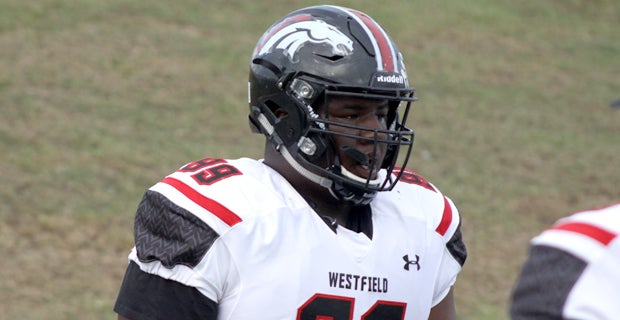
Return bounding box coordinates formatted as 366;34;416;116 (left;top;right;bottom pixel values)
114;5;467;320
510;203;620;319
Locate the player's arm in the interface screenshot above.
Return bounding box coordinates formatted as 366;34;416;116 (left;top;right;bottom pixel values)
428;194;466;320
428;287;456;320
114;189;223;319
114;261;218;320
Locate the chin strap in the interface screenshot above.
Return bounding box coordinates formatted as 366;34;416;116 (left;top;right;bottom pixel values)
256;112;333;189
328;153;380;206
339;146;382;186
256;111;380;205
340;166;382;186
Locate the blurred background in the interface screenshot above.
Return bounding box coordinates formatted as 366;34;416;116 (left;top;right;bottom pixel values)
1;0;618;319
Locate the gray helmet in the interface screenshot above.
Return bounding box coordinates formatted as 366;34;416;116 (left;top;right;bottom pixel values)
248;5;416;205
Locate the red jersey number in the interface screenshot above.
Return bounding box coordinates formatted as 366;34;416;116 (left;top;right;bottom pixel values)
178;158;242;186
297;294;406;320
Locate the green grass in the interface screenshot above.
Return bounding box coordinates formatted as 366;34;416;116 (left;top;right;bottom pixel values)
1;0;619;319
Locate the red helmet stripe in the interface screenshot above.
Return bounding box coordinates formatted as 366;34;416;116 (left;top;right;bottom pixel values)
344;8;396;72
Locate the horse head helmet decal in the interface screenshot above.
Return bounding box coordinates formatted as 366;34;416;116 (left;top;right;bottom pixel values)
255;16;354;62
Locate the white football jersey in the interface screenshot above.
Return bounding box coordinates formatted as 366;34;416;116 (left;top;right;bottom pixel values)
125;157;465;319
510;203;620;320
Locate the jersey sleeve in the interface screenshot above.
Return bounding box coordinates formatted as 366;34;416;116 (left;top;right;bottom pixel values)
133;190;220;269
391;168;468;306
510;203;620;319
115;183;237;318
432;194;467;306
509;245;586;320
437;196;467;266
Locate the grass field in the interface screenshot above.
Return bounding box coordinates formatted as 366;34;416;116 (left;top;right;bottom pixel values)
1;0;619;319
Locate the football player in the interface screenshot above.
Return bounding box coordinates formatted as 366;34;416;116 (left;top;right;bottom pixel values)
114;5;467;320
510;203;620;319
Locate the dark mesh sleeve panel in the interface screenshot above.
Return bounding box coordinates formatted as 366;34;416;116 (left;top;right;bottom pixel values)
114;261;218;320
446;222;467;267
509;245;587;320
134;190;220;268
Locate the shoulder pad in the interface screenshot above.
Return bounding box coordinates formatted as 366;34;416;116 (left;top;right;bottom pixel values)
134;190;219;268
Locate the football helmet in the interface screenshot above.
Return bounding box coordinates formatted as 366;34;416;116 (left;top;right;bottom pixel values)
248;5;416;205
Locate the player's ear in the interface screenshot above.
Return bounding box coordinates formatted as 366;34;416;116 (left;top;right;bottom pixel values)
274;108;288;119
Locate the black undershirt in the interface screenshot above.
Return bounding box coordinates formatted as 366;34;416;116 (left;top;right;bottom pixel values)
114;261;218;320
319;204;373;239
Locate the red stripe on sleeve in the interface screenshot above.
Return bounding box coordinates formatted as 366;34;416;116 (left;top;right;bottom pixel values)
435;196;453;236
162;177;242;227
551;222;617;246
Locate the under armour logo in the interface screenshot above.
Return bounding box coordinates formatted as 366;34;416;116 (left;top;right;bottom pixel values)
403;254;420;271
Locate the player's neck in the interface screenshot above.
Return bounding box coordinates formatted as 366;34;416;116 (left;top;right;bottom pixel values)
304;195;352;227
262;149;353;226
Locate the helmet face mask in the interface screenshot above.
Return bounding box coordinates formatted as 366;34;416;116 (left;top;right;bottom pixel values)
248;5;416;205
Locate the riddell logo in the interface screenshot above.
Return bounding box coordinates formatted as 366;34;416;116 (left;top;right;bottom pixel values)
376;74;405;84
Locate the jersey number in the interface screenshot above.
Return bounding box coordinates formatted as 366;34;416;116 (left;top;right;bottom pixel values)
393;168;435;192
297;294;406;320
179;158;241;185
